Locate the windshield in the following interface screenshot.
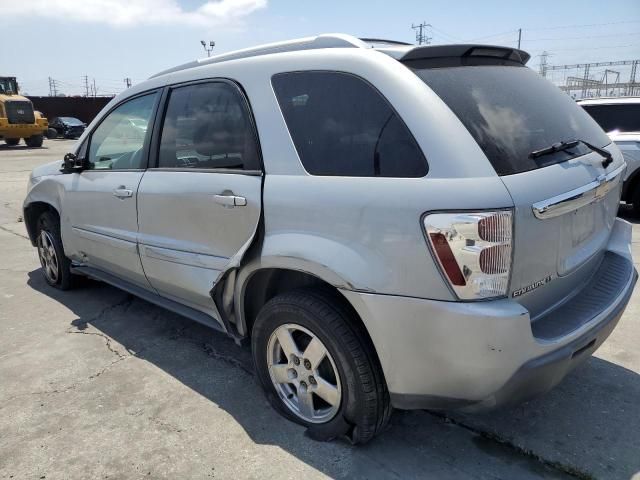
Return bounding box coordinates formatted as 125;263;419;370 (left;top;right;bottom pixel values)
581;104;640;133
0;78;18;94
409;65;611;175
60;117;84;125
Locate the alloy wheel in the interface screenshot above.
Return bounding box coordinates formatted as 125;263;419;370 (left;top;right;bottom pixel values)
267;323;342;424
37;230;59;283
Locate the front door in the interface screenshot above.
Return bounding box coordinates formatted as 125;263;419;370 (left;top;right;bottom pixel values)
63;91;159;289
137;80;262;316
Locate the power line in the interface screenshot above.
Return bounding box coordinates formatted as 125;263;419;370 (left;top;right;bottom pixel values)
524;31;640;42
467;29;519;42
525;19;640;31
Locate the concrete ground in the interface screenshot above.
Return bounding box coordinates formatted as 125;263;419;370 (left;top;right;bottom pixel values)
0;139;638;480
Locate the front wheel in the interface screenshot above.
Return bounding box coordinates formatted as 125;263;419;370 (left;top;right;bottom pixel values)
4;138;20;146
25;134;44;147
252;290;391;444
36;211;73;290
46;128;58;139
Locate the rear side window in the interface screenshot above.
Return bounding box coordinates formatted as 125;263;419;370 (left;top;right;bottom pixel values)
581;104;640;133
409;65;611;176
272;71;427;177
158;82;260;170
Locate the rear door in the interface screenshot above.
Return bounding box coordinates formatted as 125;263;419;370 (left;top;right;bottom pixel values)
410;64;624;318
137;80;262;317
63;92;159;289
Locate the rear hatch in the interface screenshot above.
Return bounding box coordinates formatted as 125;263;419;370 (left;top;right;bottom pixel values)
408;59;625;319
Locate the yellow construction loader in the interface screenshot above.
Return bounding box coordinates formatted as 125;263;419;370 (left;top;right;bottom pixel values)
0;77;48;147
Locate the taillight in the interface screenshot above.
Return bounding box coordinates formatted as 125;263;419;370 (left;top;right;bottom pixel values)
423;211;513;300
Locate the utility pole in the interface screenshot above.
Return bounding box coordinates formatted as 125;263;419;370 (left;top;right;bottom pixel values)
411;22;432;45
92;78;97;97
200;40;215;57
517;28;522;49
124;77;132;89
82;75;90;97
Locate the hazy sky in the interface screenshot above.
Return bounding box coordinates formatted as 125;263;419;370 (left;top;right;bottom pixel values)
2;0;640;96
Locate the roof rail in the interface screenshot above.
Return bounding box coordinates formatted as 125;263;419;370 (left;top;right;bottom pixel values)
360;38;413;46
151;33;370;78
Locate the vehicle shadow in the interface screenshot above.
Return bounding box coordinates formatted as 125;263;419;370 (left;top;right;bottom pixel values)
26;269;639;479
0;144;48;151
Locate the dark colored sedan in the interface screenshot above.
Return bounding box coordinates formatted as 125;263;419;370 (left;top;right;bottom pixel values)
48;117;87;139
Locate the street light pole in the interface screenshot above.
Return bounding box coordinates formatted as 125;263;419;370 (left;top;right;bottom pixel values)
200;40;216;57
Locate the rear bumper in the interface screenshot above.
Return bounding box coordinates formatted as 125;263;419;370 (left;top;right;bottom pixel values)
341;218;637;411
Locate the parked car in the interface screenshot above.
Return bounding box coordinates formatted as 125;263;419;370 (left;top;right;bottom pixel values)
578;97;640;214
23;35;637;444
48;117;87;139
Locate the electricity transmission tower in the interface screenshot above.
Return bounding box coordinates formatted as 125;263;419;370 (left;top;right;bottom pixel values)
48;77;59;96
124;77;132;89
412;22;432;45
82;75;90;96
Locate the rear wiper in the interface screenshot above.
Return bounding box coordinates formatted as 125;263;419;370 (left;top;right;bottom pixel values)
529;139;613;168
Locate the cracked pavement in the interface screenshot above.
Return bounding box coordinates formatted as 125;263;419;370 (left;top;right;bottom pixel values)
1;140;639;479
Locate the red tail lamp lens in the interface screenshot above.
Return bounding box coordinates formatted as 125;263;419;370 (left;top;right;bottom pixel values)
429;232;466;286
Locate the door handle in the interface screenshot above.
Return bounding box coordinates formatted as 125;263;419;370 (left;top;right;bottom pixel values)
113;186;133;199
214;194;247;207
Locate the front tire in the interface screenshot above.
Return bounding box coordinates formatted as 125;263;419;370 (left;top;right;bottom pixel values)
252;290;391;444
4;138;20;146
46;128;58;139
36;211;73;290
25;134;44;147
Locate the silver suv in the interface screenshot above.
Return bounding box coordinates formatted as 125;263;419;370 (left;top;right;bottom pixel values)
24;35;637;444
579;97;640;215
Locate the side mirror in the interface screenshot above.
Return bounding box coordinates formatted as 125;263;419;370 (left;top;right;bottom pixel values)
61;152;87;173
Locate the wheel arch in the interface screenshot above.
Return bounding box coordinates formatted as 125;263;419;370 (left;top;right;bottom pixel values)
622;166;640;203
236;265;383;375
23;201;60;246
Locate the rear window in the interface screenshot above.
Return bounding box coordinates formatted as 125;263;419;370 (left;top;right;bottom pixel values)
409;65;611;176
581;104;640;133
272;71;427;177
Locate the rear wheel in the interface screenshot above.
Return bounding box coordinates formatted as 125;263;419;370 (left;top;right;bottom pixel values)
252;289;391;444
25;134;44;147
4;138;20;146
36;211;73;290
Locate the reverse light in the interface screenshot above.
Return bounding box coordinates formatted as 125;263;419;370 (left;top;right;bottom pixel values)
424;211;513;300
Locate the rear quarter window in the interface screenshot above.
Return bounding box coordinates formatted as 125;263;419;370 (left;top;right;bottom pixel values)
272;71;428;177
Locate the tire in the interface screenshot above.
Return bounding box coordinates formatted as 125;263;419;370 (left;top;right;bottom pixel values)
632;185;640;217
46;128;58;139
4;138;20;146
252;289;391;444
25;134;44;147
36;211;74;290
